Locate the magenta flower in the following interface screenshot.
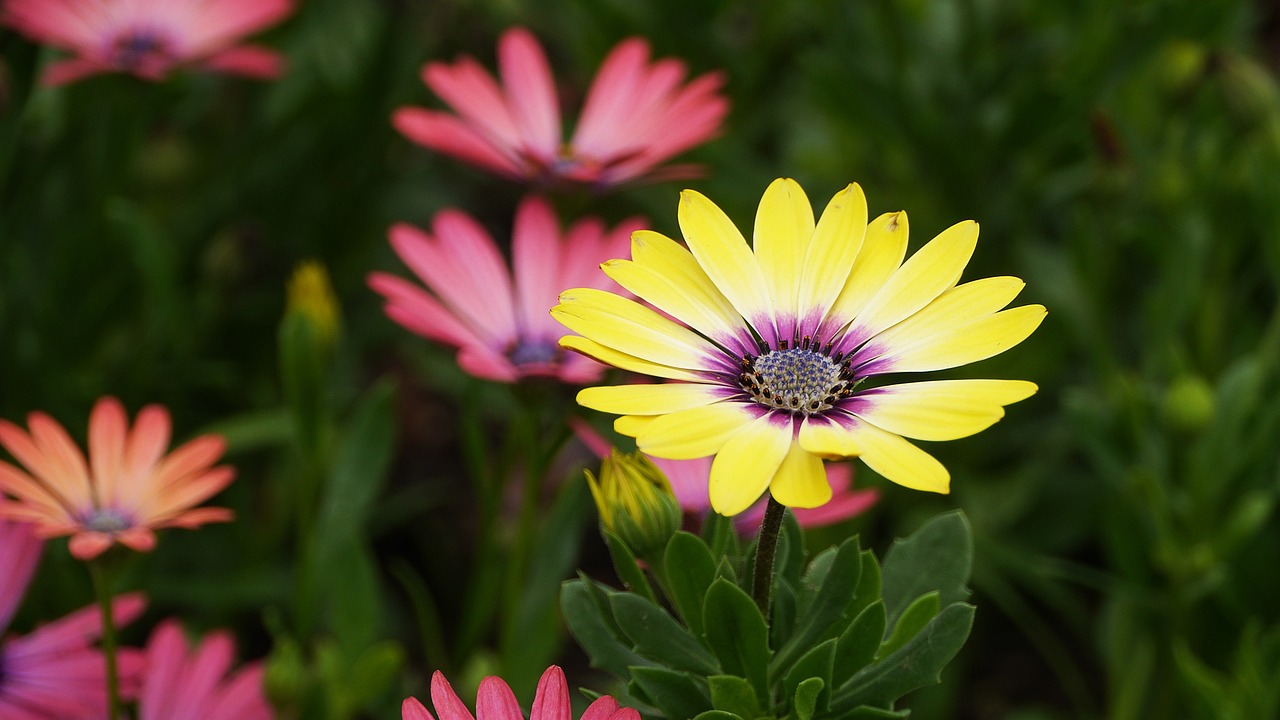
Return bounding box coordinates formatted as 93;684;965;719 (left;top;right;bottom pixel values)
137;619;271;720
394;27;729;189
403;665;639;720
0;519;146;719
1;0;294;86
572;418;879;532
369;195;644;383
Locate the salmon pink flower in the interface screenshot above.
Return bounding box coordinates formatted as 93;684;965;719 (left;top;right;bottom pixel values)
1;0;294;86
403;665;638;720
0;396;236;560
137;619;271;720
571;418;878;531
369;196;644;383
0;519;146;718
394;28;729;189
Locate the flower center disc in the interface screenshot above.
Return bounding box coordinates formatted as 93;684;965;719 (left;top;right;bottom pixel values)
84;508;132;534
741;348;845;415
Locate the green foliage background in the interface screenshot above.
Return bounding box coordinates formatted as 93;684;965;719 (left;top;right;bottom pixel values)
3;0;1279;718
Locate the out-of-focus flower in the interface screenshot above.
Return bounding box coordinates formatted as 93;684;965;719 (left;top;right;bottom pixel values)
369;195;643;384
285;259;342;353
554;179;1045;515
0;519;146;718
137;619;272;720
403;665;639;720
0;0;294;86
571;418;877;532
587;449;681;559
394;28;729;190
0;396;236;560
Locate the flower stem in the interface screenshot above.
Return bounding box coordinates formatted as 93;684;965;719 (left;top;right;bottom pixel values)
751;494;786;620
89;559;122;720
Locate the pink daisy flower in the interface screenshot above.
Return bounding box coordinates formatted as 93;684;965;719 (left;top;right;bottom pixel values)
369;195;645;384
403;665;639;720
571;418;879;532
137;619;272;720
1;0;294;86
0;519;146;719
394;27;729;189
0;396;236;560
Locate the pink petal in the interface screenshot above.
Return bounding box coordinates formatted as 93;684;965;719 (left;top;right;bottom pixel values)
393;108;527;178
41;57;113;86
579;696;621;720
572;38;652;156
69;531;115;560
0;520;43;630
423;57;523;153
1;0;104;50
456;346;520;383
141;620;189;720
497;28;562;159
429;671;477;720
528;665;571;720
201;45;284;78
476;676;523;720
511;195;565;338
404;698;438;720
369;272;490;350
177;0;294;55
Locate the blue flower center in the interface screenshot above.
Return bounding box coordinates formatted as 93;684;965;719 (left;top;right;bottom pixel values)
111;30;170;71
740;347;853;415
83;508;132;534
508;340;561;367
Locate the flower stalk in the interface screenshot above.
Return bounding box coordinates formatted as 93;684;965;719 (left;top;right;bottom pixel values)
751;494;787;618
88;558;122;720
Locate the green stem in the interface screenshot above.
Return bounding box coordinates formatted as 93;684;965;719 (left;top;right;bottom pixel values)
89;559;123;720
751;495;787;619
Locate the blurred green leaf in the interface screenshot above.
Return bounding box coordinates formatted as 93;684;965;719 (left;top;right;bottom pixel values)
612;593;720;675
629;666;712;720
663;531;719;638
880;510;972;628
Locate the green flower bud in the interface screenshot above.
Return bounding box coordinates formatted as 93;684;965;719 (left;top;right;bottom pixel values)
263;636;309;711
285;260;341;354
587;450;682;560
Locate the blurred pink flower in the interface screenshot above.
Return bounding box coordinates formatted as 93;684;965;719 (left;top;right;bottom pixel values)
0;519;146;719
403;665;638;720
137;619;271;720
572;418;879;531
0;396;236;560
394;27;729;189
369;195;644;384
1;0;294;86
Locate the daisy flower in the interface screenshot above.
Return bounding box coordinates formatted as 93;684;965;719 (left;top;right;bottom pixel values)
0;519;147;718
1;0;294;86
0;396;236;560
570;417;878;531
403;665;639;720
393;27;729;189
553;179;1046;515
369;195;644;384
137;619;271;720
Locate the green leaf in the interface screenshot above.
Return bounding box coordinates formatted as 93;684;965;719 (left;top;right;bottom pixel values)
663;531;719;638
561;580;652;678
611;593;720;675
794;677;825;720
716;556;739;587
848;550;881;621
770;577;798;651
772;537;863;676
629;666;712;720
830;603;976;710
833;601;887;689
880;511;972;628
784;639;836;715
774;509;807;587
319;380;396;530
795;546;839;618
692;713;746;720
702;511;740;562
604;528;658;604
878;591;940;659
702;579;770;699
708;675;763;719
845;707;910;719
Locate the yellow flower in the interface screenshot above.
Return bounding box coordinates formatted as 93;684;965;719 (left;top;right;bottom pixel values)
553;179;1045;516
586;450;682;558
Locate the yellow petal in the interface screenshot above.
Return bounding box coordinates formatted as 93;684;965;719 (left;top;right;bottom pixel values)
707;414;792;515
875;304;1047;373
678;189;774;331
577;383;726;416
614;415;655;437
853;379;1038;441
637;403;756;460
767;441;831;509
554;288;721;372
627;230;742;336
823;211;909;330
848;220;978;342
602;254;745;349
850;422;950;493
559;335;703;381
799;183;868;320
753;178;814;321
866;276;1025;354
